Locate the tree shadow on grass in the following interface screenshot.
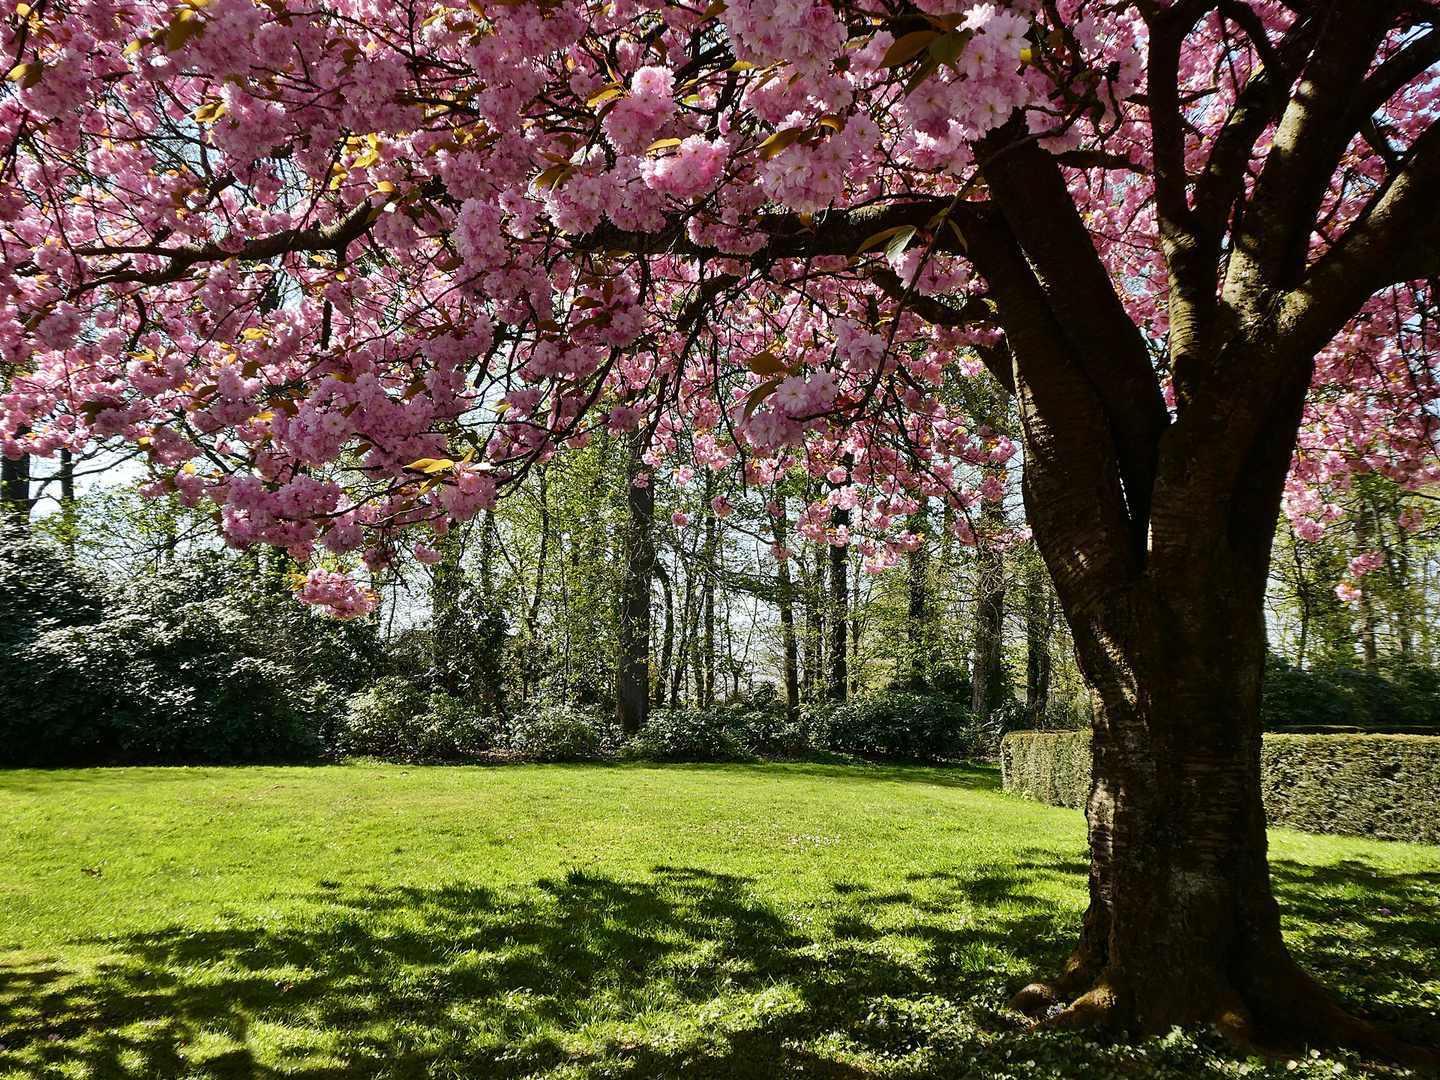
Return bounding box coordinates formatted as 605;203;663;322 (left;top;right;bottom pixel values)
2;851;1433;1078
1270;857;1440;1050
0;855;1084;1080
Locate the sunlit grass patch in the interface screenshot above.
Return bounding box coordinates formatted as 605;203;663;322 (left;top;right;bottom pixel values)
0;761;1434;1078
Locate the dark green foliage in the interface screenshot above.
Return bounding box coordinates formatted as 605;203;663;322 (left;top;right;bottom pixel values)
1003;729;1440;843
339;677;501;762
1261;734;1440;844
999;730;1092;810
626;692;985;764
805;690;985;761
1261;655;1366;730
506;701;616;761
0;540;382;765
0;525;103;648
1263;653;1440;733
627;707;753;762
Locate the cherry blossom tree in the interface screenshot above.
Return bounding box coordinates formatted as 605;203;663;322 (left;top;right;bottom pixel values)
4;0;1439;1059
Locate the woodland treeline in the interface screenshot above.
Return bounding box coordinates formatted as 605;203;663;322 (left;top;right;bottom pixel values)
4;380;1440;764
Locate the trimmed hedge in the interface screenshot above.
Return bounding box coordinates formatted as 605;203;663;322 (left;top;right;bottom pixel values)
1261;734;1440;844
1000;730;1092;810
1000;729;1440;844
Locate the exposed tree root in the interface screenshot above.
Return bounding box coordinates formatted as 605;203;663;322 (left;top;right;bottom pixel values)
1008;961;1438;1068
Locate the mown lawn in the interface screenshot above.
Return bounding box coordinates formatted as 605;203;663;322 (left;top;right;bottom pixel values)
0;761;1435;1079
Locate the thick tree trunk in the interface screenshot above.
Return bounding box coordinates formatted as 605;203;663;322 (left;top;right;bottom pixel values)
616;437;654;735
1008;348;1426;1061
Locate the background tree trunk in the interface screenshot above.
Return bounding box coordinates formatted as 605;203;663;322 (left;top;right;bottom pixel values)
774;508;800;714
971;497;1007;724
1025;553;1054;721
616;436;654;735
1;444;32;526
827;507;849;702
905;507;931;691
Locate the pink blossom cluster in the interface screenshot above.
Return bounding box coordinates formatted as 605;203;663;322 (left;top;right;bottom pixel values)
294;569;379;620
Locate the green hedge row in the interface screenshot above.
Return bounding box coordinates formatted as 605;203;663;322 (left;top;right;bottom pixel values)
1000;729;1440;845
999;730;1093;810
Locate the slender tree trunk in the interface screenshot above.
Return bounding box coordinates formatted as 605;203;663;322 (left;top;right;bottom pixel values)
479;509;496;601
616;436;654;735
654;559;674;707
971;495;1007;724
521;468;549;702
1025;552;1054;721
827;506;849;702
672;572;696;706
1357;498;1378;667
702;490;717;706
1395;523;1413;659
59;448;77;555
431;524;464;696
774;509;800;714
802;546;824;701
905;507;931;690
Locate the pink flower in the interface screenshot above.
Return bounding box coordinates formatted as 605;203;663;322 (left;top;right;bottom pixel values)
711;495;735;518
414;543;442;564
1334;582;1363;605
672;511;690;526
294;569;378;620
1347;552;1383;578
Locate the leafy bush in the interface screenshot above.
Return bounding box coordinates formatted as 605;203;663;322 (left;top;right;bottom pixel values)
506;702;613;762
1262;655;1365;730
0;540;383;766
339;677;498;762
1263;653;1440;732
628;707;750;762
805;691;984;760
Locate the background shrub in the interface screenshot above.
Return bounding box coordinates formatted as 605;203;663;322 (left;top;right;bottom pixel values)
506;702;614;762
805;691;983;761
339;677;499;762
0;539;382;766
627;707;750;762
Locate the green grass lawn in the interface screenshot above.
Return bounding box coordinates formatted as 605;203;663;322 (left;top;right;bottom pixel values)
0;761;1435;1079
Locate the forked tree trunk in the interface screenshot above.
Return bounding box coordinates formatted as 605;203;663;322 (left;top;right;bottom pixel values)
1010;346;1424;1061
959;97;1437;1059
